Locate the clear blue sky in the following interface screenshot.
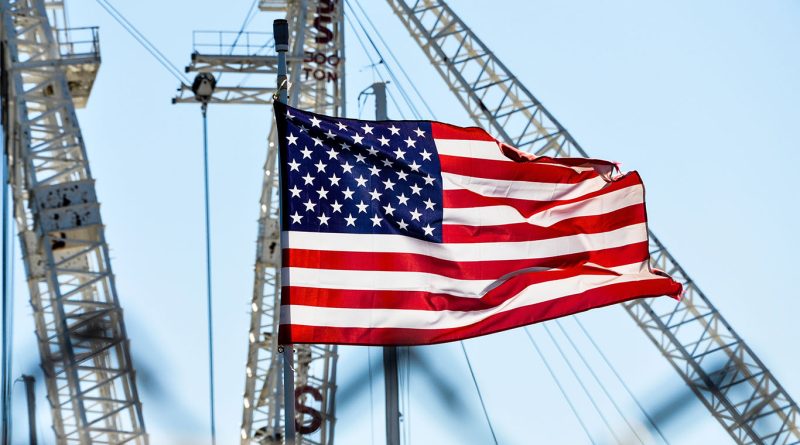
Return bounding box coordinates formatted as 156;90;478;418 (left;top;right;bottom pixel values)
5;1;800;444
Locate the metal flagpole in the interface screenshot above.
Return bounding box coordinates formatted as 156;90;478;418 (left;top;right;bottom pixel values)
273;18;297;445
372;82;401;445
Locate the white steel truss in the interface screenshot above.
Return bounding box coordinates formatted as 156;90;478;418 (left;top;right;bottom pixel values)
1;0;147;443
171;1;344;444
386;1;800;443
241;2;343;443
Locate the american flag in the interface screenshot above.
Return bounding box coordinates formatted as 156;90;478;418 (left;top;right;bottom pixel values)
275;103;682;346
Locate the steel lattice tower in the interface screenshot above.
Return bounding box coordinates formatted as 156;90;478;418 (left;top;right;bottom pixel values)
172;1;344;443
1;0;147;443
385;1;800;443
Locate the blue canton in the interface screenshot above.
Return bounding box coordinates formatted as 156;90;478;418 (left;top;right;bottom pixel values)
279;106;443;242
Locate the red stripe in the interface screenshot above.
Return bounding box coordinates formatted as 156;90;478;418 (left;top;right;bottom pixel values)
431;121;497;141
440;154;602;184
278;279;681;346
284;241;649;280
443;205;646;243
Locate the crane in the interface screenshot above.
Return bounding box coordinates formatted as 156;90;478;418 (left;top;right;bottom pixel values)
231;1;800;444
1;0;147;443
172;1;345;443
385;1;800;443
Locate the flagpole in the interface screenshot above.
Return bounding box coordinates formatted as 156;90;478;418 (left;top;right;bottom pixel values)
273;18;296;444
372;81;401;445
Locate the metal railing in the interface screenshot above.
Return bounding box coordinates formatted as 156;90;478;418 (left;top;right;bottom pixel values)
192;30;275;57
55;26;100;60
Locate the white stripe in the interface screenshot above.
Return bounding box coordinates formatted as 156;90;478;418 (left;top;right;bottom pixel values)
280;270;665;330
283;267;495;298
434;139;510;161
283;222;648;262
443;184;644;227
442;172;610;201
284;260;651;298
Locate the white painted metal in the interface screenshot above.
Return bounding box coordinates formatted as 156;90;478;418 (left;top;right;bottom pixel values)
386;1;800;443
240;2;343;442
172;1;343;443
1;0;147;443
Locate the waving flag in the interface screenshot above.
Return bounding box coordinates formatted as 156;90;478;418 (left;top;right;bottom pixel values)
275;103;682;346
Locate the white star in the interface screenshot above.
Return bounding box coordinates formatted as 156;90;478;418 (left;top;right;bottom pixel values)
288;159;301;171
369;188;382;201
289;185;302;198
368;165;381;176
344;214;357;226
404;137;416;148
423;198;435;210
410;183;422;195
421;149;432;161
381;158;393;168
328;173;341;186
325;129;336;139
354;153;366;164
300;147;313;159
382;178;395;190
316;187;329;200
397;219;409;230
341;161;354;174
311;137;323;147
409;208;422;221
393;147;406;159
336;121;347;131
362;123;374;134
302;173;315;185
340;142;351;150
378;135;390;146
342;187;355;200
286;133;298;145
396;170;409;181
286;109;294;119
315;160;327;172
290;211;303;224
409;160;421;171
355;175;368;187
317;214;330;225
370;214;383;227
352;133;364;145
356;201;369;213
331;200;343;213
367;146;379;156
382;203;396;216
303;199;316;212
388;125;400;135
325;147;338;160
414;127;425;138
397;193;409;205
297;124;308;134
423;175;435;185
422;224;434;236
310;116;322;127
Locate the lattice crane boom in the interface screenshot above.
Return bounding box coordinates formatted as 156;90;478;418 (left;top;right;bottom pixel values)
385;1;800;443
1;0;147;443
234;1;344;444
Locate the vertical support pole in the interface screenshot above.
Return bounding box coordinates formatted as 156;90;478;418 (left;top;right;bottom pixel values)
372;81;401;445
21;375;36;445
201;102;216;445
273;18;296;445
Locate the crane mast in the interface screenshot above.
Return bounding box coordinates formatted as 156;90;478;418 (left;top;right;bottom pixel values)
0;0;147;443
239;1;343;443
385;1;800;443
